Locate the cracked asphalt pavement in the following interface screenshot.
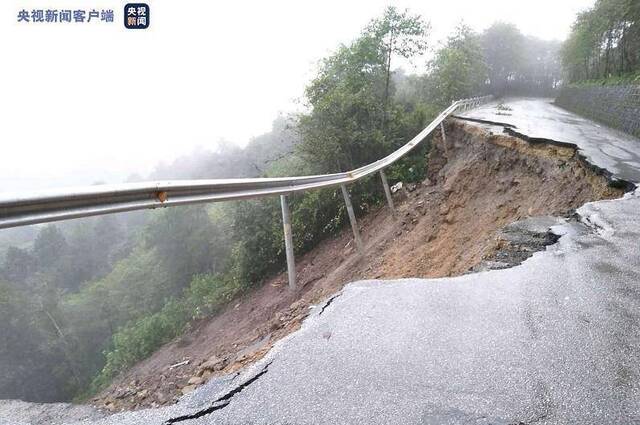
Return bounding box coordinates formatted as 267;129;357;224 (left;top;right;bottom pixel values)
2;98;639;424
457;97;640;183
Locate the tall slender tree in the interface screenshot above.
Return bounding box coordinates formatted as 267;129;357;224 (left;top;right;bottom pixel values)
299;7;429;173
428;24;488;105
481;22;525;94
367;7;429;119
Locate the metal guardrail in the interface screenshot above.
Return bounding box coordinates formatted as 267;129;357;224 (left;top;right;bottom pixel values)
0;95;492;288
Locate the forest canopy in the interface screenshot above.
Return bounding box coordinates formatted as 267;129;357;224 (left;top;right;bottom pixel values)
561;0;640;83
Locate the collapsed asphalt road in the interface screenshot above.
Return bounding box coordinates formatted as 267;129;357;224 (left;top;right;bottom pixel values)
2;98;639;424
457;97;640;184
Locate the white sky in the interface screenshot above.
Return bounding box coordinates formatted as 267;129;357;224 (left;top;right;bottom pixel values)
0;0;594;192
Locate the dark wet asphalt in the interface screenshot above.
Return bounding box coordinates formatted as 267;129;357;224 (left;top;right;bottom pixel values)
2;99;639;425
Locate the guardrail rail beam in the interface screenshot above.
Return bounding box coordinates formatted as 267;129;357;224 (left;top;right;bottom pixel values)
0;95;493;231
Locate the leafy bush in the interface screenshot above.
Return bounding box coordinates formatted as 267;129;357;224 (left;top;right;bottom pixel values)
290;188;344;252
227;198;285;285
90;298;190;392
186;274;241;318
90;273;242;393
386;147;430;184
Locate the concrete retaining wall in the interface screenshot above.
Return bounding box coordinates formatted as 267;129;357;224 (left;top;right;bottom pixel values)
555;84;640;139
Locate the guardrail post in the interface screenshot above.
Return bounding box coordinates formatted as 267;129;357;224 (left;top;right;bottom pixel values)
280;194;296;289
340;184;364;254
379;170;395;215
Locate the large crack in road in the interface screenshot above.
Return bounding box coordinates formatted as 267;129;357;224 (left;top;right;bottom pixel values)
165;361;273;424
454;114;637;192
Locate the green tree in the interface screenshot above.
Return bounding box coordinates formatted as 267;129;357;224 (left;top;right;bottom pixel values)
0;281;72;402
33;225;67;272
299;8;429;173
428;24;488;105
144;206;215;290
481;22;525;94
227;198;284;284
366;6;429;112
299;35;386;173
1;246;35;285
561;0;640;83
518;37;562;95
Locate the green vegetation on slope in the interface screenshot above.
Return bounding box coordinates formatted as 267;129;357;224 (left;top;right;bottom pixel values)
566;71;640;87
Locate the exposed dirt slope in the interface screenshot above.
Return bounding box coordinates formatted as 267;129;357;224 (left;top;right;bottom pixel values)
93;119;623;411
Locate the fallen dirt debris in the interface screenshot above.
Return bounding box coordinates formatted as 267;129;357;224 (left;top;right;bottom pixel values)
92;119;625;412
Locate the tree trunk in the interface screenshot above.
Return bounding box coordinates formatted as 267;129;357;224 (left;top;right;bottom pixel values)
383;33;394;132
43;308;81;387
620;26;626;75
384;38;393;105
604;29;612;77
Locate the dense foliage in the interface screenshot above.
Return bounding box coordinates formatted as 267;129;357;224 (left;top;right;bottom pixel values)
561;0;640;83
480;23;561;96
396;22;561;104
298;7;428;173
427;24;488;105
